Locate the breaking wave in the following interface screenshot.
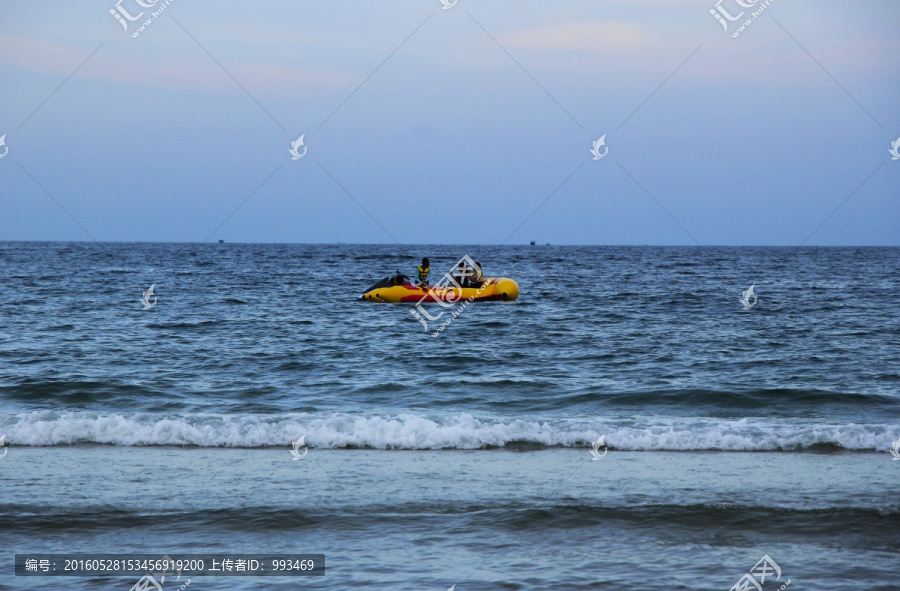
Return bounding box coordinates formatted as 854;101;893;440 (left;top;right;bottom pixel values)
1;411;897;451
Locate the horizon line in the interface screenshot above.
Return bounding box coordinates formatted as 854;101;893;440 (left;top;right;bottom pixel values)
1;240;898;248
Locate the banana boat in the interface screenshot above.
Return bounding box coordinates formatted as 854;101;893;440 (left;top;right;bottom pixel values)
360;277;519;303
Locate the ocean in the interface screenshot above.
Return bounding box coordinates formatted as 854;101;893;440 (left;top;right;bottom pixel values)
1;242;898;590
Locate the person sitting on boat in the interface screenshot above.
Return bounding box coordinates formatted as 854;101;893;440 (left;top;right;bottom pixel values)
452;261;469;287
416;258;430;286
469;261;484;288
389;271;408;287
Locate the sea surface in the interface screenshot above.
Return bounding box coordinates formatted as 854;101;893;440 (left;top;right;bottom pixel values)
1;242;899;590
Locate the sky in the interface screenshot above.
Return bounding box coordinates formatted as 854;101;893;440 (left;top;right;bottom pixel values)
1;0;898;245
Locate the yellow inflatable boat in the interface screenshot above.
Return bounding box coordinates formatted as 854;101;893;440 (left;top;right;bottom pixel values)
360;276;519;303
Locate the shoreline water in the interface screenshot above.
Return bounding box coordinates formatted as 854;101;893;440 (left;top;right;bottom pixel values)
3;448;898;590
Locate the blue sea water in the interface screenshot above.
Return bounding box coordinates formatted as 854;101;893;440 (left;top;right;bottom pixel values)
1;242;899;590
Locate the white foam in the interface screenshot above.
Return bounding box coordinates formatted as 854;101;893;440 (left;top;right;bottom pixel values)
1;411;897;451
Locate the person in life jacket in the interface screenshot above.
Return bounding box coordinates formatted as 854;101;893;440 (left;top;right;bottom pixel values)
416;258;430;286
470;261;483;287
452;260;483;287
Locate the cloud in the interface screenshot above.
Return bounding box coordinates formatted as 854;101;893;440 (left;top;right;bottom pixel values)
502;21;656;52
0;34;356;96
0;34;78;78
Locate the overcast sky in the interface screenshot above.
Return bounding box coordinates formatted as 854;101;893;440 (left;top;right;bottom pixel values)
1;0;898;245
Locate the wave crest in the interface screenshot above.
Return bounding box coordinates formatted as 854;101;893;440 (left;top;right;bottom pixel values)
1;411;897;451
